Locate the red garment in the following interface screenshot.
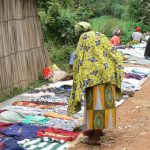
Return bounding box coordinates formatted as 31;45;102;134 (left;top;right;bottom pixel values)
0;122;13;131
111;35;120;46
0;143;3;149
136;27;141;32
37;127;79;142
42;66;53;79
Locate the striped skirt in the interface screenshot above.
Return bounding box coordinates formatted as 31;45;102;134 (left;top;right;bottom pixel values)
85;83;116;130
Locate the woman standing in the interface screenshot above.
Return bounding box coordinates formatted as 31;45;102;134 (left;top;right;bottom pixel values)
67;22;124;145
111;28;121;46
144;37;150;59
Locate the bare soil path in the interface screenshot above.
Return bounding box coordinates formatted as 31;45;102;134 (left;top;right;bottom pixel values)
70;77;150;150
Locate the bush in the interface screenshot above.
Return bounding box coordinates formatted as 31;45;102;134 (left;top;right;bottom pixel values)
90;16;149;44
111;4;125;19
38;1;93;44
128;0;150;25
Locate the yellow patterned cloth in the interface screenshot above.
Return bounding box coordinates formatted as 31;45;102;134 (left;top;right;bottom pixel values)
85;84;116;129
67;31;124;116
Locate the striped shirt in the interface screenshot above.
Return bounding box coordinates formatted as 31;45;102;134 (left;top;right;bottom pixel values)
18;137;69;150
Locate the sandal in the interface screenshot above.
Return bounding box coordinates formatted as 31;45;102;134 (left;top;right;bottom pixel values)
80;137;101;146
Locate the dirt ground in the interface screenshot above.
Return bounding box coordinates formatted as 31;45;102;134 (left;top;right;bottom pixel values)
70;75;150;150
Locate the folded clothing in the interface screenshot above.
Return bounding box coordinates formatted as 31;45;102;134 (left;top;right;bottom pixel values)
0;136;25;150
37;127;79;142
0;111;24;122
125;72;144;80
1;124;46;139
0;122;14;131
13;101;55;109
44;118;82;131
45;112;73;120
30;96;68;104
22;115;49;125
1;106;49;115
18;137;69;150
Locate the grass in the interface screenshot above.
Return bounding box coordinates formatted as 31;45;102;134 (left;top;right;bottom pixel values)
0;77;50;102
90;16;143;44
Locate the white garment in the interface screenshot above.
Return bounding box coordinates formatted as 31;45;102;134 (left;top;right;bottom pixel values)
132;32;143;42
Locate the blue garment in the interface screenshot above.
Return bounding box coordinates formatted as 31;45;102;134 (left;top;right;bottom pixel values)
69;51;76;65
1;124;45;139
0;137;25;150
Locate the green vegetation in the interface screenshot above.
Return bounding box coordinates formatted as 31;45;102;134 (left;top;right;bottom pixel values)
1;0;149;101
0;77;50;102
90;16;144;44
38;0;150;71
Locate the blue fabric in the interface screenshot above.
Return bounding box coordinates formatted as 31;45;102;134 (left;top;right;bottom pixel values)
69;51;76;65
0;137;25;150
1;124;45;139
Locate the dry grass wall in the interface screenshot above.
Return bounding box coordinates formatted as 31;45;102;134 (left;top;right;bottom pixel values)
0;0;50;95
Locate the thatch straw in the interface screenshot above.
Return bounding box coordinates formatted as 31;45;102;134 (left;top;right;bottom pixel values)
0;0;50;95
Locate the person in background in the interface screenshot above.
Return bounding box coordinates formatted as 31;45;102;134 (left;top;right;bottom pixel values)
111;28;121;46
67;22;124;145
132;27;143;43
144;37;150;59
69;51;76;73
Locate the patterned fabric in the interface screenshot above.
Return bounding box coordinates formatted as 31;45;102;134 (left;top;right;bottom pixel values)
37;128;79;142
85;83;116;129
13;101;56;109
18;137;69;150
68;31;124;115
45;112;73;120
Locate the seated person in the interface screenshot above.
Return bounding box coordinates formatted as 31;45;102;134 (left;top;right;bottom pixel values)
69;51;76;73
111;28;121;46
144;37;150;59
132;27;143;43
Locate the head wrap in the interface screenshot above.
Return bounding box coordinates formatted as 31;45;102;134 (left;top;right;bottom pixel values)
113;28;121;35
75;21;91;36
136;27;141;32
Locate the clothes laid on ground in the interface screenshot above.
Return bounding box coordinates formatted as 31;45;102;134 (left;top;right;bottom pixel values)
131;68;150;75
0;122;13;131
85;83;116;130
1;124;46;139
18;137;69;150
23;86;71;98
0;111;24;122
13;101;56;109
37;127;79;142
45;112;73;120
68;31;124;116
22;116;49;125
31;101;65;106
121;82;141;92
0;136;25;150
30;96;68;105
1;106;49;115
44;118;82;131
52;106;68;115
125;72;145;80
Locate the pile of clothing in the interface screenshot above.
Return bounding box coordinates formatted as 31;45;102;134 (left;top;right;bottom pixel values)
0;67;150;149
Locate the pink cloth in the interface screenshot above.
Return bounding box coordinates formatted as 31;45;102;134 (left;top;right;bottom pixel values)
111;35;120;46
